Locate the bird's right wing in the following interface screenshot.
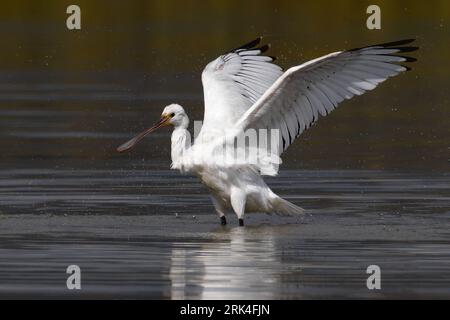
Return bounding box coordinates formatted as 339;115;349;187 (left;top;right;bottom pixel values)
235;39;418;154
199;38;283;138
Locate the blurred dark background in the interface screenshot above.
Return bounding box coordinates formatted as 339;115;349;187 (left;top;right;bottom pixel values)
0;0;449;172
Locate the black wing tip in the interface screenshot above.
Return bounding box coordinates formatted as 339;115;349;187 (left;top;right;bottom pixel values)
377;38;416;47
395;46;419;53
257;44;270;53
232;37;262;52
230;37;277;60
398;55;417;62
403;65;413;71
348;38;418;52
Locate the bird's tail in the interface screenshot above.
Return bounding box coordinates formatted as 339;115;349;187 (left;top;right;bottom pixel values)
271;196;305;216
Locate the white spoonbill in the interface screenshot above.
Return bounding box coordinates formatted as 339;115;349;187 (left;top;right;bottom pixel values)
117;37;417;226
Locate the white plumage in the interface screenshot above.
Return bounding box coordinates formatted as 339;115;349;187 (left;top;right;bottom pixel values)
117;37;417;226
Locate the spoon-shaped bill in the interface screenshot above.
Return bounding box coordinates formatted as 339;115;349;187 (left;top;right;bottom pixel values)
116;116;170;153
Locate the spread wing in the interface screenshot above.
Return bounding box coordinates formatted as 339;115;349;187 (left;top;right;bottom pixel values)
235;39;418;154
200;37;283;137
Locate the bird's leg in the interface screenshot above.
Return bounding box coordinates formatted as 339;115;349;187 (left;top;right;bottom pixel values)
211;195;227;226
230;188;246;227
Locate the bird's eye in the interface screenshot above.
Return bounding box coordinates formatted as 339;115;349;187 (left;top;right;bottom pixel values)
170;113;175;117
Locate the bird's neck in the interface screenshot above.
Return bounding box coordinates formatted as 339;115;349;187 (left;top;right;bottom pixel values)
170;126;190;171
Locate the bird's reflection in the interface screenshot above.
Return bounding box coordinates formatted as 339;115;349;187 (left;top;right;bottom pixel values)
169;226;280;299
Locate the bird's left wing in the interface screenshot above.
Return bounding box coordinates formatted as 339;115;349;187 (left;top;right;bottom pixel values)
235;39;418;154
200;37;283;135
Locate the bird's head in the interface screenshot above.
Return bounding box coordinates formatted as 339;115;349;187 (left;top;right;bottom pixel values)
116;103;188;153
161;104;188;128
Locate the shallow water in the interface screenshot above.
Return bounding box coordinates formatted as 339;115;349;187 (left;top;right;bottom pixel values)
0;168;449;299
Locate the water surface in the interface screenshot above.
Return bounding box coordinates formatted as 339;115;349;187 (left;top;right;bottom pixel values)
0;168;449;299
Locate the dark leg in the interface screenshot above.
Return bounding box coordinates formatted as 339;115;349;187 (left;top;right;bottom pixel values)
230;189;246;228
220;216;227;226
